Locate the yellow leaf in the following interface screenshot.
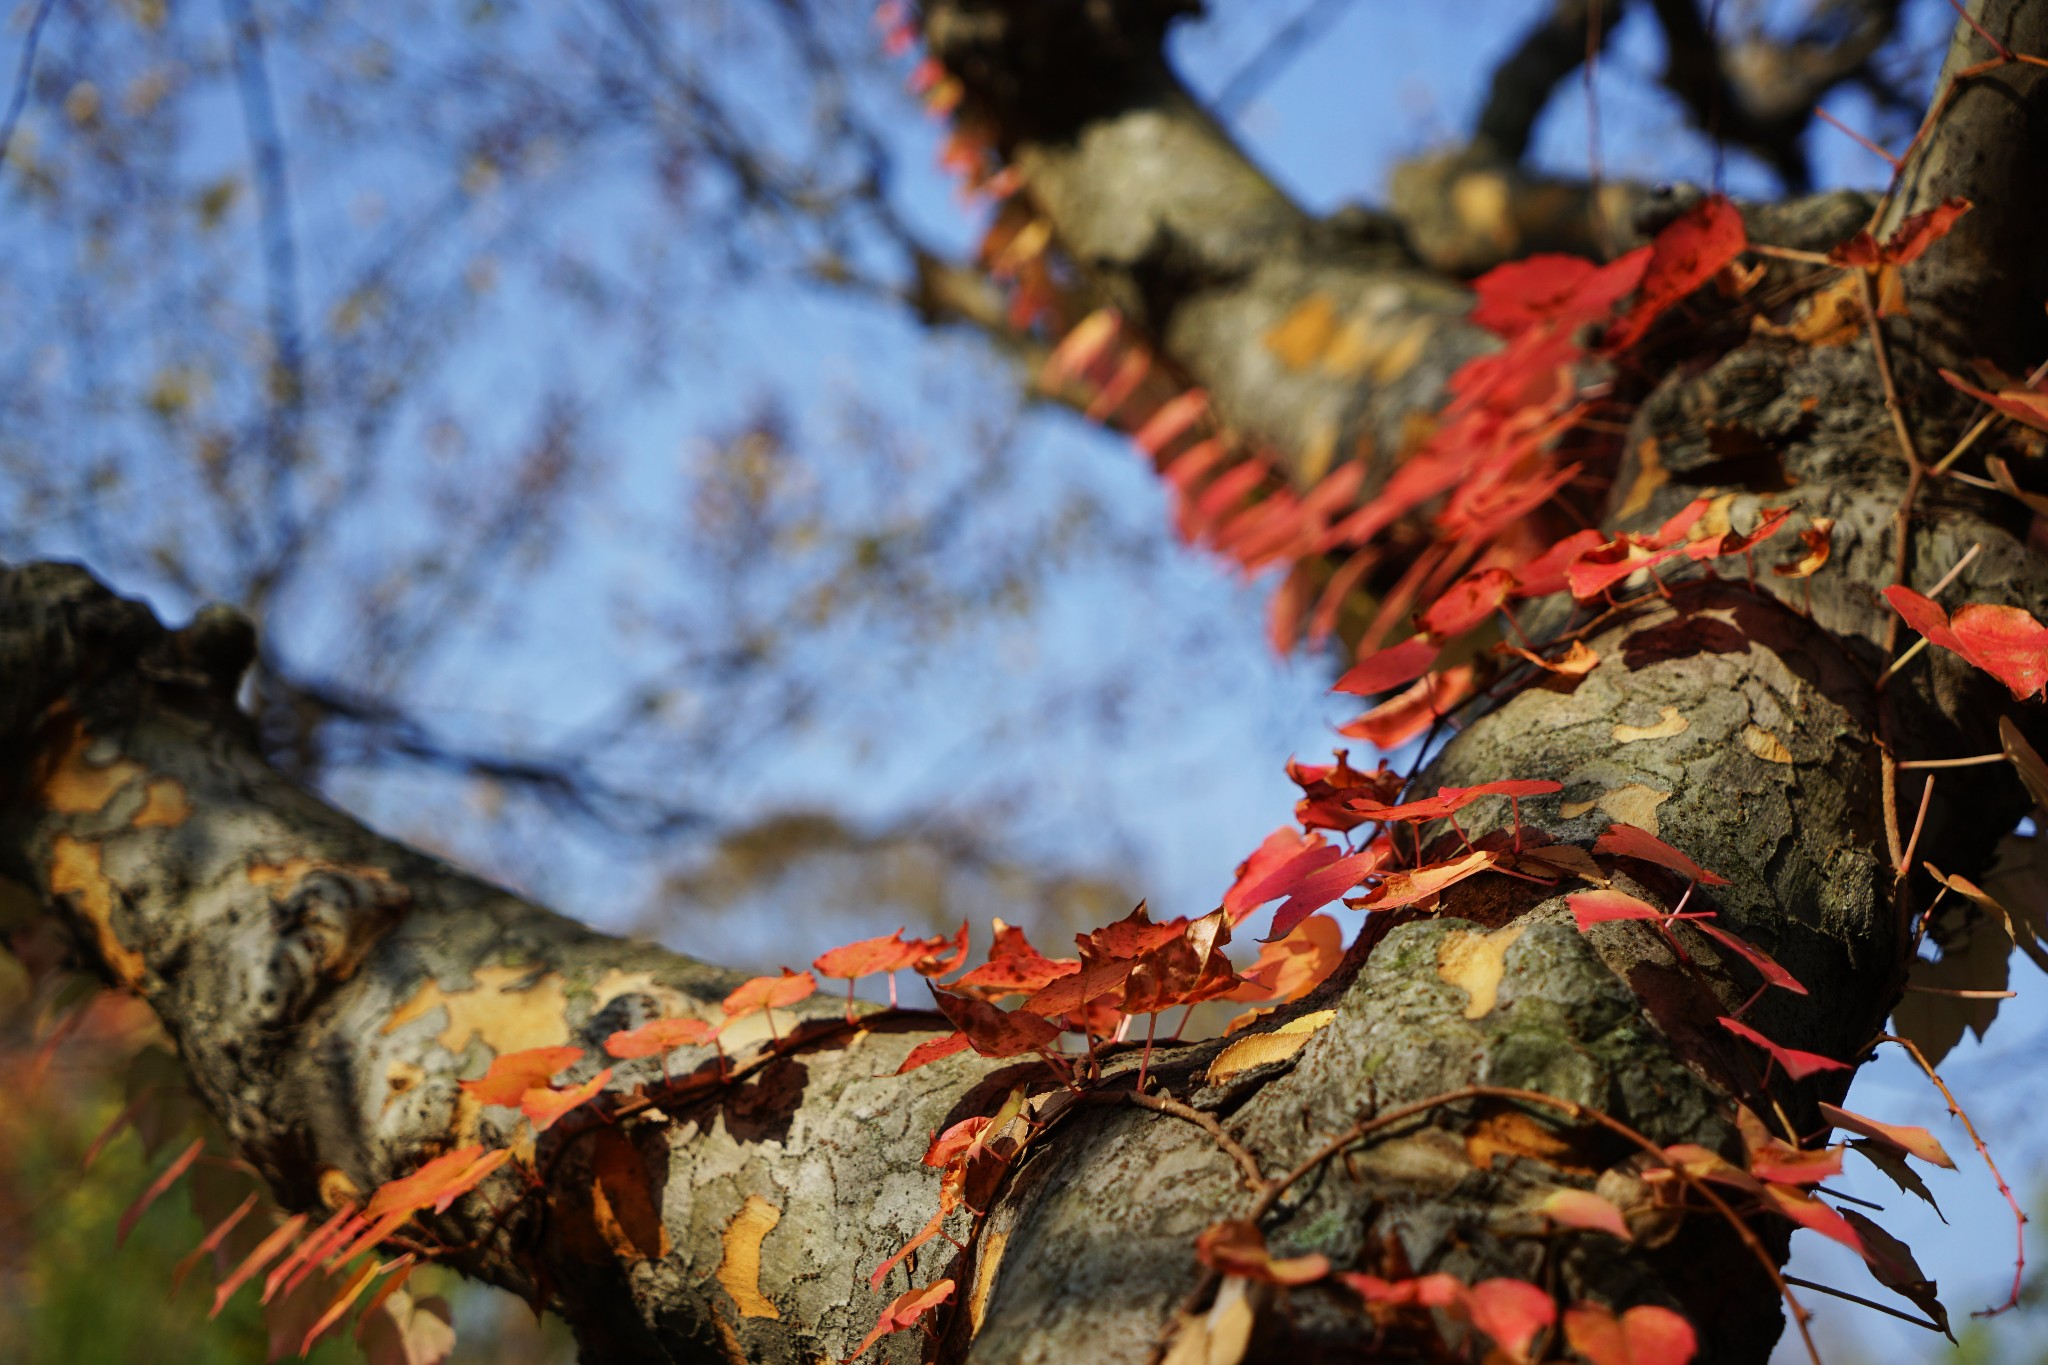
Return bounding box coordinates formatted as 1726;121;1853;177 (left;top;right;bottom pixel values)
1436;922;1528;1020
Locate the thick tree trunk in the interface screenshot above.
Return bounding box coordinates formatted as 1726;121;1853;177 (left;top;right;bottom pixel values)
7;3;2048;1364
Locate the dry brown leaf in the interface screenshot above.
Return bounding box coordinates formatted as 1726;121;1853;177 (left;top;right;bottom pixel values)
1518;843;1607;886
1999;717;2048;812
1204;1009;1337;1084
1754;271;1864;347
1465;1109;1592;1173
1892;918;2009;1067
716;1194;783;1320
1611;706;1689;743
1436;923;1528;1020
1742;726;1794;764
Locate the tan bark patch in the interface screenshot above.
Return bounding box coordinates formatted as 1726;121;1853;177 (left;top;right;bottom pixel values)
131;778;192;828
48;835;146;988
1599;785;1672;835
36;717;143;814
1617;438;1667;519
1611;707;1689;743
716;1194;783;1320
318;1166;361;1210
381;963;570;1057
1265;294;1337;370
590;968;697;1019
1742;725;1794;764
381;1059;426;1113
1436;922;1528;1020
248;855;396;890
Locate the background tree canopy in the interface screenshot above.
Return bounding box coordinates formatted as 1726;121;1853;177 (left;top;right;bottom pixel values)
5;1;2048;1362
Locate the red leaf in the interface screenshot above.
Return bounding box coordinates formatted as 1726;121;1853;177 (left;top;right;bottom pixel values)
912;921;972;978
1818;1102;1955;1169
1940;367;2048;434
1832;197;1972;267
605;1016;720;1059
952;921;1078;995
1437;778;1564;801
1333;636;1440;696
1131;388;1208;457
1265;848;1387;940
1224;827;1328;919
1883;585;2048;699
1561;1302;1698;1365
722;968;818;1020
459;1046;585;1106
1716;1016;1849;1080
1469;247;1649;339
867;1207;947;1293
895;1031;971;1074
1469;1278;1558;1364
1416;566;1517;637
1565;539;1688;600
1337;666;1475;749
522;1069;612;1133
1513;529;1608;598
1690;920;1807;995
929;987;1063;1058
844;1279;955;1363
1567;888;1667;929
1606;194;1746;350
1594;823;1731;886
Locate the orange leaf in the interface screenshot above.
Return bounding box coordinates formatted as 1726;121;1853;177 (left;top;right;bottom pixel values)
1194;1220;1331;1286
844;1279;955;1363
1819;1102;1955;1169
1469;1278;1558;1364
812;929;928;981
522;1068;612;1133
723;968;818;1020
1562;1302;1698;1365
1540;1189;1632;1240
212;1213;307;1317
364;1146;510;1221
1228;915;1344;1003
1354;849;1497;911
605;1016;720;1059
895;1031;970;1074
459;1046;584;1106
117;1135;205;1248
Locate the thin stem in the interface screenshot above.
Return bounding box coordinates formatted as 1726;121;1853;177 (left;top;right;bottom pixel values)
1896;753;2006;770
1877;1033;2027;1315
1782;1275;1944;1332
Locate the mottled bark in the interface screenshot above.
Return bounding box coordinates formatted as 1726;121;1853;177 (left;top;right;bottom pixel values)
7;3;2048;1364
